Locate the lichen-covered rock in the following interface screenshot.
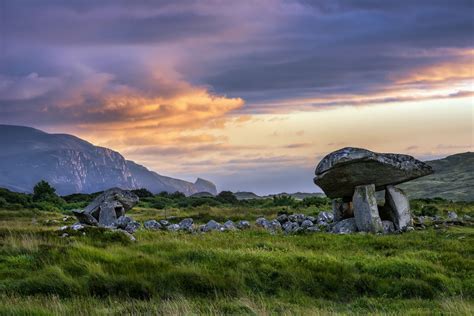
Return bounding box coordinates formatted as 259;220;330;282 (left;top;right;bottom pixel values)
223;220;237;231
144;219;162;230
314;147;433;198
256;217;268;227
179;218;194;231
202;220;221;232
385;185;412;230
166;224;180;232
301;219;314;229
331;218;358;234
353;184;383;233
283;221;300;234
124;221;141;234
236;220;250;230
116;216;132;229
317;211;334;224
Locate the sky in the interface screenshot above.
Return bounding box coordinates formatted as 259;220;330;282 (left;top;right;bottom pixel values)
0;0;473;195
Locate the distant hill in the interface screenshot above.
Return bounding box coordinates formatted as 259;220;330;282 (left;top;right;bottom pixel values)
234;192;261;200
399;152;474;201
0;125;217;196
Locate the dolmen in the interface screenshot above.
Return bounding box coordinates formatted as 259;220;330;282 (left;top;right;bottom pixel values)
72;188;139;228
314;147;433;233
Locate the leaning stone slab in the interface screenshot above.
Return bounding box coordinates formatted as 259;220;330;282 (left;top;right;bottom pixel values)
353;184;383;233
385;185;412;231
72;209;98;226
314;147;433;198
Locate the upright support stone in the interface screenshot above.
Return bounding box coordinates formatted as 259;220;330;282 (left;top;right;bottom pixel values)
385;185;412;231
332;199;353;222
353;184;383;233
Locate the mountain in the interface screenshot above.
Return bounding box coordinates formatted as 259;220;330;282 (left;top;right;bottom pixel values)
399;152;474;201
0;125;217;196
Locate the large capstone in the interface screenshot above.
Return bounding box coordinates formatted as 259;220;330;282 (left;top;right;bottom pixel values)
353;184;383;233
314;147;433;198
385;185;412;231
73;188;139;228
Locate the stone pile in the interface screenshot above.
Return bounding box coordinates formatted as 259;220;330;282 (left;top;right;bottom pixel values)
61;188;141;240
314;147;433;233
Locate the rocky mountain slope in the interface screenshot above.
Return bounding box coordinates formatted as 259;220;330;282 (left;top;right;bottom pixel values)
0;125;217;196
399;152;473;201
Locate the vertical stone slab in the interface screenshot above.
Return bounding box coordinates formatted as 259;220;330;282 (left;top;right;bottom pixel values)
353;184;383;233
98;202;118;227
385;185;412;231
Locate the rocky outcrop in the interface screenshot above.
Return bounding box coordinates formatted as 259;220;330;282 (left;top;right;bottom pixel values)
0;125;217;195
314;147;433;234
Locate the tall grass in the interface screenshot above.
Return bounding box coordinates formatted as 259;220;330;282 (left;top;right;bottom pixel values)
0;206;473;315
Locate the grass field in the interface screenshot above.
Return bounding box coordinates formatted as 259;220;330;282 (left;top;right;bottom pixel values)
1;202;473;315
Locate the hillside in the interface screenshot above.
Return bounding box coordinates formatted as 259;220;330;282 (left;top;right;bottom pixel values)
0;125;217;195
399;152;474;201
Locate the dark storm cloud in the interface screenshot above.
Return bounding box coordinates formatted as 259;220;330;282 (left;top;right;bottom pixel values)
204;0;474;102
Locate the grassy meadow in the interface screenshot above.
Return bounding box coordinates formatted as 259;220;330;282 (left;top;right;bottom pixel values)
0;189;473;315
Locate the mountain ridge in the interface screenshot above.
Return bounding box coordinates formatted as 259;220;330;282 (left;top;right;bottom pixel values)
0;125;217;195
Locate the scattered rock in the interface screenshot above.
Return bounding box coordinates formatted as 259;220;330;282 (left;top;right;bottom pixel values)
71;223;84;231
116;229;136;242
276;214;288;223
447;211;458;220
353;184;383;233
202;220;221;232
223;220;237;231
179;218;194;231
61;233;69;238
236;220;250;230
116;216;132;229
256;217;268;227
382;220;395;234
124;221;141;234
306;226;320;233
159;219;170;226
166;224;180;232
301;219;314;229
144;220;162;230
283;221;300;234
331;218;358;234
317;211;334;224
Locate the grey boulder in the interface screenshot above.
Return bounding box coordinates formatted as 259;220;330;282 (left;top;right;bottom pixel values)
301;220;314;229
202;220;221;232
124;221;141;234
331;218;358;234
179;218;194;231
314;147;433;198
144;220;162;230
236;220;251;230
